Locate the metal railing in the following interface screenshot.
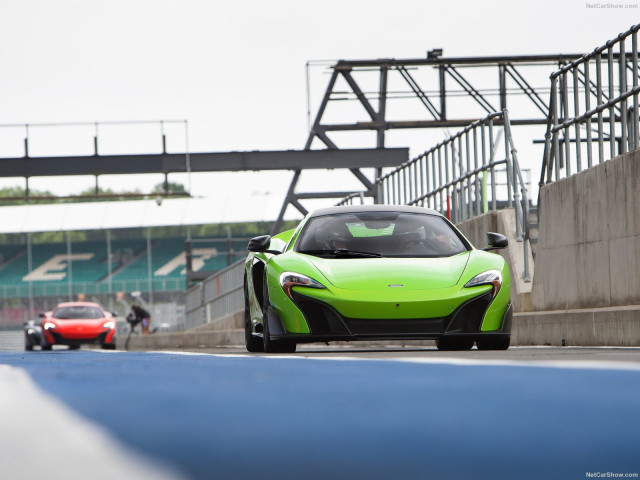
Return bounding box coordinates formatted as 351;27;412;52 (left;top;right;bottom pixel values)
345;110;531;281
376;111;526;226
184;259;244;331
0;278;186;299
541;24;640;186
335;191;368;206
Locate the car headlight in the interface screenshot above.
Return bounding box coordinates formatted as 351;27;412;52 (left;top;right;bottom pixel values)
279;272;325;299
102;321;115;330
43;322;57;330
464;269;502;298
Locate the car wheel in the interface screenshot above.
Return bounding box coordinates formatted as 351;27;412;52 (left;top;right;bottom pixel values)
262;276;296;354
68;345;80;350
436;337;474;351
41;344;52;351
476;337;510;351
24;333;33;351
101;343;116;350
245;281;264;353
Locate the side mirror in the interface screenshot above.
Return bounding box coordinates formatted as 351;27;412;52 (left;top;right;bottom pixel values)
247;235;281;255
38;313;45;318
484;232;508;251
111;312;118;318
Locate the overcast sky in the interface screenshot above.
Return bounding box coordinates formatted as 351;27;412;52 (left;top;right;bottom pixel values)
0;0;635;220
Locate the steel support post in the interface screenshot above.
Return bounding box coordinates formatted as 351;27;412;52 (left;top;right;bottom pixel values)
107;230;113;311
439;65;447;120
271;170;302;235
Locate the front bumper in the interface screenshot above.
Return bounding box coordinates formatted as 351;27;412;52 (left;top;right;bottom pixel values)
43;329;115;346
269;290;512;344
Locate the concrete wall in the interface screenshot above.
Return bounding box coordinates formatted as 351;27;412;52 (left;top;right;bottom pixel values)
123;310;244;350
513;306;640;346
457;209;533;312
532;148;640;311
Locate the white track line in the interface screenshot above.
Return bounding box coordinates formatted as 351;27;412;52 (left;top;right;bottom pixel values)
0;365;186;480
151;350;640;371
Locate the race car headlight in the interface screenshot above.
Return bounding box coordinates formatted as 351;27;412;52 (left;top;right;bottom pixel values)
280;272;325;299
43;322;57;330
102;321;115;330
464;270;502;298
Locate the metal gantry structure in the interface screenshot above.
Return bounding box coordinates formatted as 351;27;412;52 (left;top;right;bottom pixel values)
274;52;585;232
305;53;586;148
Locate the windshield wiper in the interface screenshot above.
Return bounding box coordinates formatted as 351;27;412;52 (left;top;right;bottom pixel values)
333;248;382;258
298;249;332;256
298;249;382;258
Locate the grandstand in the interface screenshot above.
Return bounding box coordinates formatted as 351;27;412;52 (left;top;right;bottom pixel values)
0;196;291;328
0;238;245;297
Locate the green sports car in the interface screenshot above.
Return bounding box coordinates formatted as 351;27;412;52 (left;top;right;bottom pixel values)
244;205;511;353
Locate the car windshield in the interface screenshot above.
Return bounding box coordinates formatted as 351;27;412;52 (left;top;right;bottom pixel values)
296;212;469;258
52;306;104;319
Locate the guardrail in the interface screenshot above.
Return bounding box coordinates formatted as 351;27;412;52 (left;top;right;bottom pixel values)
540;24;640;186
184;259;244;331
370;110;531;281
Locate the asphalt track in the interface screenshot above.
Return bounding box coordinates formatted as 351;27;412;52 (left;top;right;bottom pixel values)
2;347;640;480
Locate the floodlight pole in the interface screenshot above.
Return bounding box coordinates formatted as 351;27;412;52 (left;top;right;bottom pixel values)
106;230;113;312
66;232;73;302
146;230;153;308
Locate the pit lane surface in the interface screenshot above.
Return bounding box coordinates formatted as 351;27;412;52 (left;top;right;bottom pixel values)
2;345;640;480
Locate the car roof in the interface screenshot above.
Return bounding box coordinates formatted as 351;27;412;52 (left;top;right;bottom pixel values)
308;204;442;218
54;302;103;309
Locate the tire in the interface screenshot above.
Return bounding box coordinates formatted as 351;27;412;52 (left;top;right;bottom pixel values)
244;280;264;353
68;345;80;350
101;343;115;350
436;336;474;351
41;344;52;351
262;275;296;354
476;337;511;351
24;333;33;351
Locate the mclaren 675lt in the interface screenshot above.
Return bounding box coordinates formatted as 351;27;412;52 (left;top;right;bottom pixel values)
244;205;511;353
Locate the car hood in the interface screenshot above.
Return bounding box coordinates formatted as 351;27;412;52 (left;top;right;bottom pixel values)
305;253;470;290
50;319;107;330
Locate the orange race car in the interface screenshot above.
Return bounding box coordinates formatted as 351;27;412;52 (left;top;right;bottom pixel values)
40;302;117;350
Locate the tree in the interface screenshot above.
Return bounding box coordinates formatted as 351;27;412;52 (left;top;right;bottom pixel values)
153;181;188;194
0;186;57;206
